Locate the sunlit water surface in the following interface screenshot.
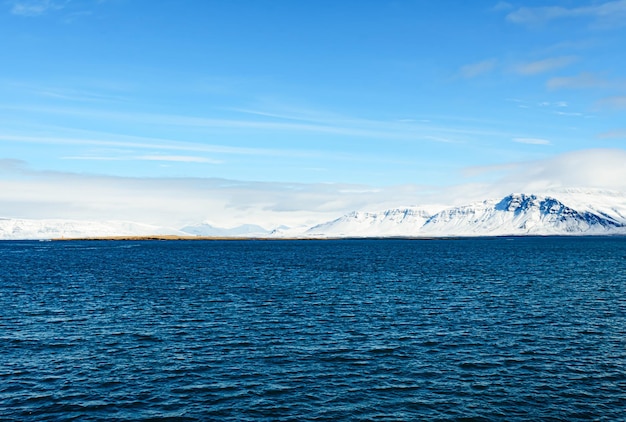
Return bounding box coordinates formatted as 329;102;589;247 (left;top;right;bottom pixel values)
1;238;625;421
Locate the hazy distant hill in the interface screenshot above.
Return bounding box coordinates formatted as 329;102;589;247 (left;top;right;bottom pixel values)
0;219;186;240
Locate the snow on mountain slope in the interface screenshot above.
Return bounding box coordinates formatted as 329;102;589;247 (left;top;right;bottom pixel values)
541;188;626;224
420;193;625;236
267;225;309;238
304;208;434;237
297;192;626;238
0;218;185;240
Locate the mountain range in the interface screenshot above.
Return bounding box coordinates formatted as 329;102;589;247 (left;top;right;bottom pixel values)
2;189;625;240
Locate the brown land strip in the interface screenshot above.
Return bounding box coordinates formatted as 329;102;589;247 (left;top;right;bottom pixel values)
52;235;275;241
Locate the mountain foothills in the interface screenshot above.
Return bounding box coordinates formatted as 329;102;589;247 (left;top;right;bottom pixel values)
2;189;626;240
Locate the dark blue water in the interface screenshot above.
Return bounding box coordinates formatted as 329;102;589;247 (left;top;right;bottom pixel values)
1;238;625;421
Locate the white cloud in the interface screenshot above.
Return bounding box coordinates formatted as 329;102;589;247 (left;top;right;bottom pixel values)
0;162;433;228
513;56;577;75
505;149;626;191
2;150;626;229
460;149;626;197
459;59;498;78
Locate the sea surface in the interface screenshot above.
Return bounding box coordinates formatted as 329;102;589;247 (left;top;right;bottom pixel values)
1;237;625;421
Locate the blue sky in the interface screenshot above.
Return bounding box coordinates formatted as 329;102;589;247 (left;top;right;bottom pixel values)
1;0;626;227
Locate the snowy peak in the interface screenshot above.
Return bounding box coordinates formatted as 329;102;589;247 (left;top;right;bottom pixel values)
495;193;538;213
495;193;581;219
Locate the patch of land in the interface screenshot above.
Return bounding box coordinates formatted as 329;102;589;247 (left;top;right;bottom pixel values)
53;235;269;241
52;235;439;241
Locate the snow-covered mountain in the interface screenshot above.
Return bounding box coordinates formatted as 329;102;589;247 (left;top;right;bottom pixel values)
0;218;186;240
295;191;626;238
419;193;624;237
2;190;626;240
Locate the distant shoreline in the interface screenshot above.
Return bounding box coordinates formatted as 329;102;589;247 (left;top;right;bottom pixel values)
53;235;281;241
51;235;352;241
45;234;626;242
51;235;445;241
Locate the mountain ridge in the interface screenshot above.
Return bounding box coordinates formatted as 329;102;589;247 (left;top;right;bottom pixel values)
2;190;626;240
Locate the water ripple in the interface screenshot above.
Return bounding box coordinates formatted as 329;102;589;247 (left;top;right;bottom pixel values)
1;237;625;420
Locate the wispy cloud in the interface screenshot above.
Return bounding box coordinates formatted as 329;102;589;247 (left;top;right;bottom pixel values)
35;87;128;103
595;95;626;109
513;137;551;145
459;59;498;78
63;154;222;164
506;0;626;27
137;155;221;164
62;155;126;161
554;111;584;117
226;106;465;141
0;133;322;159
546;72;610;90
1;104;430;141
514;100;590;117
513;56;578;75
492;2;513;12
543;101;589;116
9;0;64;16
1;103;519;145
597;129;626;139
0;158;28;172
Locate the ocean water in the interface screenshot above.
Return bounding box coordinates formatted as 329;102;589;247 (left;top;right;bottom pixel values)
1;237;625;421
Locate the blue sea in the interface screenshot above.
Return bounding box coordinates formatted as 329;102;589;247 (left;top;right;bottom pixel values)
1;238;625;421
